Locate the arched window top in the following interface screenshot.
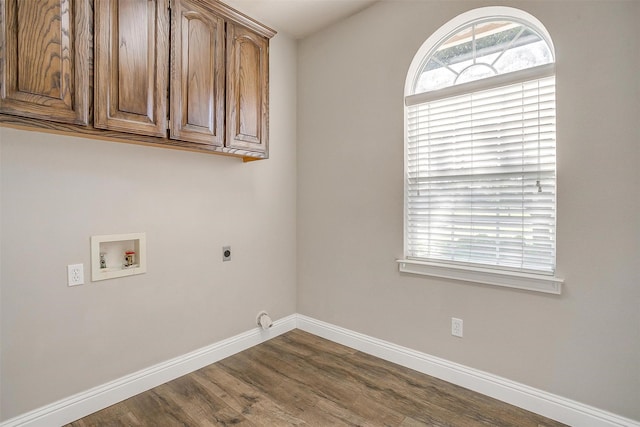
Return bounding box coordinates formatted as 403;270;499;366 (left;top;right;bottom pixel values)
407;7;555;95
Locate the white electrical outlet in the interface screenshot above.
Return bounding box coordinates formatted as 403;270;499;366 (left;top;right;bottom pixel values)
68;264;84;286
451;317;463;338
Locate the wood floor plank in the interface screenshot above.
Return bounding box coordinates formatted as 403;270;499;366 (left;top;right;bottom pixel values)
348;350;554;427
277;340;468;426
68;404;141;427
155;377;248;426
218;352;354;425
399;416;429;427
275;329;359;358
194;364;308;426
254;339;406;426
125;389;200;426
67;330;566;427
253;340;363;404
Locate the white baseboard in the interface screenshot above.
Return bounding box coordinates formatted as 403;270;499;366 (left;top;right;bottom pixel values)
2;314;638;427
0;314;297;427
296;315;640;427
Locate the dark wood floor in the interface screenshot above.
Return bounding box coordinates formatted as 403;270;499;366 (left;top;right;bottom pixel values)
67;330;566;426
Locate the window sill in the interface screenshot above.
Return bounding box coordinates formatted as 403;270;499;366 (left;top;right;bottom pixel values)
397;259;563;294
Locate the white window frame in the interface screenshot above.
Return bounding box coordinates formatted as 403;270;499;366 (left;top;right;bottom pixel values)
398;7;563;294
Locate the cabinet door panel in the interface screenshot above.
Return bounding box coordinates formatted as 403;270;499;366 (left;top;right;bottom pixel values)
94;0;169;137
185;18;211;128
170;0;224;146
0;0;90;125
226;23;268;154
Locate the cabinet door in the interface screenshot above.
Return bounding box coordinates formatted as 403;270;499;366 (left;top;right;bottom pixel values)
94;0;169;137
170;0;224;146
226;23;269;154
0;0;90;125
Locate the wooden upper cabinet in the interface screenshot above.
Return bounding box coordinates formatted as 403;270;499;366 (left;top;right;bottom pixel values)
226;23;269;154
0;0;275;159
94;0;170;137
0;0;90;125
170;0;225;146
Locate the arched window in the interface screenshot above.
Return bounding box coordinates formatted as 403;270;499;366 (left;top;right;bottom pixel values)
401;7;562;293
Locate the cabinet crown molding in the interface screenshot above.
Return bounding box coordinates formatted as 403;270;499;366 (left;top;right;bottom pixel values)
192;0;277;38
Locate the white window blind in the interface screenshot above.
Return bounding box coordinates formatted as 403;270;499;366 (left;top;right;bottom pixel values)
406;75;556;274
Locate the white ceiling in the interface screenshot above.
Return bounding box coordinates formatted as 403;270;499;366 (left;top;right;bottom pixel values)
223;0;378;39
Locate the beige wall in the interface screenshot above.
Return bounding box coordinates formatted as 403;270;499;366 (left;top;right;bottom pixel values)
297;0;640;421
0;33;298;420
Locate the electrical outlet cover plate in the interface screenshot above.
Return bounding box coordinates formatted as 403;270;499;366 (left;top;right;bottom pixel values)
68;264;84;286
452;317;463;338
